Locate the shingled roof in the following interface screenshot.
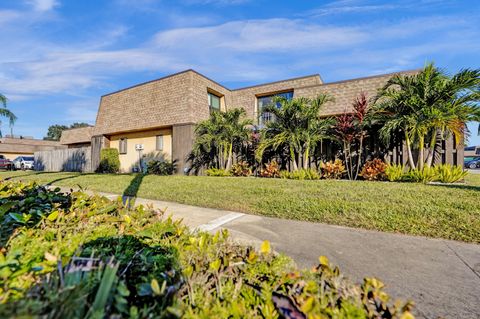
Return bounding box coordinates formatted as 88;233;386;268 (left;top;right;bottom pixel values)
87;68;417;137
60;126;93;145
0;137;65;154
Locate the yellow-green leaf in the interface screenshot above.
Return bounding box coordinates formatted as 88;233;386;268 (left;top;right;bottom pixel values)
260;240;271;255
47;210;59;221
301;296;315;313
151;279;161;295
209;259;221;272
319;255;329;266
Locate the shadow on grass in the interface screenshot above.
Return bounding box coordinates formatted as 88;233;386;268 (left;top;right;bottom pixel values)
429;183;480;192
122;174;145;208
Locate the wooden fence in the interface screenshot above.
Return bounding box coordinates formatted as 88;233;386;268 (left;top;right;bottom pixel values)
34;147;92;172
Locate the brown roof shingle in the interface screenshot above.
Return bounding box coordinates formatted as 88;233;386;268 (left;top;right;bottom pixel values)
60;126;93;145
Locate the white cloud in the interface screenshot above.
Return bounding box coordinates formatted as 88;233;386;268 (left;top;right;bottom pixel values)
27;0;59;12
0;12;479;97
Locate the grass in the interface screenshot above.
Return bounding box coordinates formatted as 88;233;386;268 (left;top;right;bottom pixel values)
1;170;480;243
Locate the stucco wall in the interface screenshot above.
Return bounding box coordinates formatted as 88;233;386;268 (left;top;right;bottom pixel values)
109;128;172;172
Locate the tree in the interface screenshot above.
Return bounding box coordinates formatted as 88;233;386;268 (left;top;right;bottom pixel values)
188;108;253;173
256;95;334;171
373;63;480;169
333;92;371;180
44;122;90;141
0;93;18;137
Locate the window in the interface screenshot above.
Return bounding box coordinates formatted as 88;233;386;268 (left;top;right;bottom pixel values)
119;138;127;154
208;92;221;113
156;135;164;151
257;91;293;126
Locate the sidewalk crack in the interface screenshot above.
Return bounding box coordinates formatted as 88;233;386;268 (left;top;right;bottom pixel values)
444;242;480;281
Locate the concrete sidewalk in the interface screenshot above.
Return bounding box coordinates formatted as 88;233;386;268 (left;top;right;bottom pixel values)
64;188;480;319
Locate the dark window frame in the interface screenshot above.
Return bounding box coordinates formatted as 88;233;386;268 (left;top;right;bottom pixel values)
257;90;294;126
208;91;222;113
119;138;127;154
156;135;164;151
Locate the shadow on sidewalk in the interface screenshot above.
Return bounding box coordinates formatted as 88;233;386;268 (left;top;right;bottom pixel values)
122;174;145;208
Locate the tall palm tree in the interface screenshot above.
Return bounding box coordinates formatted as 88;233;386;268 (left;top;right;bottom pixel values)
373;63;480;169
0;93;17;137
256;94;333;171
188;108;253;173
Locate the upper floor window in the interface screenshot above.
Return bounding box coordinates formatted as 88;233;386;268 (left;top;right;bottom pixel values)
208;92;221;113
258;91;293;126
119;138;127;154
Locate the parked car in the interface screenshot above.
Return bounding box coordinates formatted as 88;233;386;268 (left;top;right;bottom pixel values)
465;156;480;169
0;155;13;170
12;156;34;170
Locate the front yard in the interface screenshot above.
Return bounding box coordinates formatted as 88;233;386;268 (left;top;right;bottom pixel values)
1;171;479;243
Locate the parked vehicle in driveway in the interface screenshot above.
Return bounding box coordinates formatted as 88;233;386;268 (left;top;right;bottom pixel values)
0;155;13;170
465;156;480;169
12;156;34;170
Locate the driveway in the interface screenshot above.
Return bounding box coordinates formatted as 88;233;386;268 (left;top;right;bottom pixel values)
64;188;480;319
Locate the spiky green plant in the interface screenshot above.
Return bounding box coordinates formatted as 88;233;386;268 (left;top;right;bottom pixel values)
434;164;467;183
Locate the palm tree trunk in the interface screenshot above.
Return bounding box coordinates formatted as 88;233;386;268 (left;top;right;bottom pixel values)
226;142;233;170
303;146;310;169
425;131;437;168
405;132;416;169
418;135;425;170
290;146;298;171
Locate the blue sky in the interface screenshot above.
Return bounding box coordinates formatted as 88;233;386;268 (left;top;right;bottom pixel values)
1;0;479;144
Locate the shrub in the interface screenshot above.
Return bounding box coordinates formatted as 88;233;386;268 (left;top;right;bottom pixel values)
404;167;437;184
360;158;387;181
259;160;280;178
205;168;232;177
146;159;177;175
280;168;321;180
0;181;415;318
320;159;345;179
230;161;252;177
385;164;406;182
97;148;120;173
434;164;467;183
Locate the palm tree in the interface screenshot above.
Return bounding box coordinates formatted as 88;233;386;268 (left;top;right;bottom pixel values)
0;93;17;137
188;108;253;173
373;63;480;169
256;94;333;171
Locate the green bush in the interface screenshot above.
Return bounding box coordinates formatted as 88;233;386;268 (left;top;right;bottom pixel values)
97;148;120;173
230;161;252;177
146;159;177;175
434;164;467;183
280;168;321;180
0;181;415;318
385;164;406;182
404;167;437;184
205;168;232;177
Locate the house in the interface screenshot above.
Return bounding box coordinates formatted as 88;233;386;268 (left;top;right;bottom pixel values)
61;69;464;173
0;136;65;160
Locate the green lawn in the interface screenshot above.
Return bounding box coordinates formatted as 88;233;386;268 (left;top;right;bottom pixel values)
1;170;479;243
